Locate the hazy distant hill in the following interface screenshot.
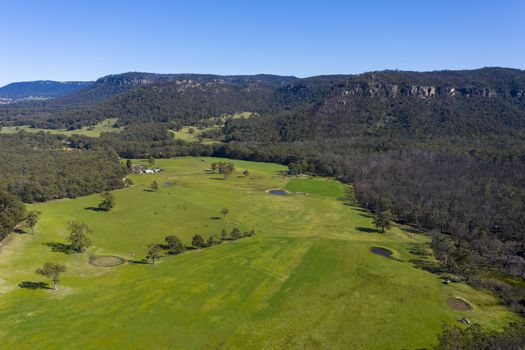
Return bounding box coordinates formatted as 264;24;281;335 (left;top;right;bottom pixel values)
56;72;297;106
0;80;91;99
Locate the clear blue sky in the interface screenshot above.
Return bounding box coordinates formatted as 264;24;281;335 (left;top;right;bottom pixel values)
1;0;524;86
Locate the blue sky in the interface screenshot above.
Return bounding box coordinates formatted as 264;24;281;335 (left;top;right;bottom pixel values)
0;0;524;86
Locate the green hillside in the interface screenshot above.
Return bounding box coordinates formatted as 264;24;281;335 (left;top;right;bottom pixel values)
0;118;120;137
0;158;516;349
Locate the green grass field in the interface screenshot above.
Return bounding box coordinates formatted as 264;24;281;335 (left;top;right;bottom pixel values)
0;157;517;349
0;118;120;137
285;177;347;197
171;126;219;144
171;112;254;143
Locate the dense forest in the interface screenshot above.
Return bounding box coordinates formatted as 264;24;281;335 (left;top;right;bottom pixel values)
1;68;525;345
0;132;127;203
0;188;26;240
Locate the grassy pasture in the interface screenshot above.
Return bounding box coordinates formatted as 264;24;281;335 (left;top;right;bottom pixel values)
0;118;120;137
0;157;517;349
284;177;347;197
171;112;254;143
170;126;219;144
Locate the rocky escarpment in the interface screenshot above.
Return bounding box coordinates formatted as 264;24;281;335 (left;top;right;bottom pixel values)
338;81;524;99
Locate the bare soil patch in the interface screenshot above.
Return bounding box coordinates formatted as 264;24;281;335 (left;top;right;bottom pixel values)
447;297;472;311
89;255;126;267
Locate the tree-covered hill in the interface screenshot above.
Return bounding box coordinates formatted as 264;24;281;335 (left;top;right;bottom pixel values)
56;72;296;106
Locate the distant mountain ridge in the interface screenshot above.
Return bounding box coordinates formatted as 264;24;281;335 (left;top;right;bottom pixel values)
1;67;524;133
0;80;91;100
56;72;297;105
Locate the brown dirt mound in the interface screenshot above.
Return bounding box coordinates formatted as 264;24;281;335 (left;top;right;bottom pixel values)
89;255;126;267
448;297;472;311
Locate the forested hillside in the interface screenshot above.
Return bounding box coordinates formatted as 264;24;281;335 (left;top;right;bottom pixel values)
0;72;296;129
0;132;127;203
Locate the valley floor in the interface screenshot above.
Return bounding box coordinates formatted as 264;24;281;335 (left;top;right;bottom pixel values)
0;157;517;349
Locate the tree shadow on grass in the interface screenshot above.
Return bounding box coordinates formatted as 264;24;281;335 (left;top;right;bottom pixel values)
209;177;225;180
84;206;104;212
14;227;27;234
357;213;374;219
410;259;446;274
355;226;380;233
403;226;424;234
19;281;50;289
210;216;222;220
407;243;433;257
43;242;73;254
336;196;354;204
128;258;149;264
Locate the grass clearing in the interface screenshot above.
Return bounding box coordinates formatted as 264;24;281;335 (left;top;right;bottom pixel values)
171;126;219;144
285;177;348;197
0;157;517;349
0;118;120;137
171;112;255;143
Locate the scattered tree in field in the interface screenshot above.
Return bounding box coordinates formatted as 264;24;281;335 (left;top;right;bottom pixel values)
192;234;205;249
146;244;162;264
148;155;156;166
165;235;185;254
35;262;66;290
150;181;159;192
98;192;115;212
26;210;41;234
126;159;132;170
220;229;228;240
67;221;92;253
188;127;195;135
221;208;229;220
207;234;220;246
211;162;235;178
243;170;250;177
373;209;394;233
219;162;235;179
231;228;242;240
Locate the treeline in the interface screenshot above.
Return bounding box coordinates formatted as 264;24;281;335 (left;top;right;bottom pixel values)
436;321;525;350
145;228;256;264
0;132;127;202
0;189;26;240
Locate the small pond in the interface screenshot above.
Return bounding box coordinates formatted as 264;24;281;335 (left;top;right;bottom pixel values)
268;189;288;195
370;247;393;258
